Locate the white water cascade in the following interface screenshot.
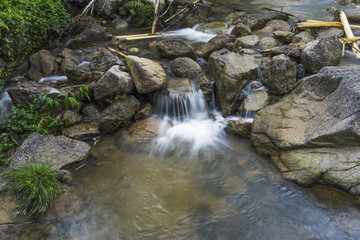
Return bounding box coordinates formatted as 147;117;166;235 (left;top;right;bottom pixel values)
152;85;228;157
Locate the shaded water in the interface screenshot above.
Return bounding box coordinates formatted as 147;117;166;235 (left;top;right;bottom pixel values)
7;0;360;239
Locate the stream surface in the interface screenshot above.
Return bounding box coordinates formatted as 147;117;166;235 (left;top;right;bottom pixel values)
6;0;360;239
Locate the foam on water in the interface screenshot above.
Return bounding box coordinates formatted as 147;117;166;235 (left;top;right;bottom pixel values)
164;28;216;43
39;75;68;82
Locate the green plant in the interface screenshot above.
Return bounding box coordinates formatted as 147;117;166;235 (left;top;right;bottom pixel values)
129;0;154;26
0;0;70;64
0;136;15;153
76;84;91;101
3;103;62;135
4;163;62;216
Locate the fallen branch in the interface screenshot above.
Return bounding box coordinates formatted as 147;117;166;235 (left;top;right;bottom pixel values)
112;33;166;41
263;7;301;21
339;10;360;58
164;0;200;23
297;20;360;30
75;163;86;171
107;47;128;58
81;0;96;16
152;0;161;33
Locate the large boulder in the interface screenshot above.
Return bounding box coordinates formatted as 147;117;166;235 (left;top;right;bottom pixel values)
208;49;258;117
126;55;166;94
157;39;197;60
201;34;235;58
169;57;202;78
240;90;270;112
26;50;58;82
8;82;63;106
10;132;90;170
176;3;213;28
94;65;134;101
251;67;360;194
261;57;297;95
246;13;288;30
300;36;342;74
99;95;140;133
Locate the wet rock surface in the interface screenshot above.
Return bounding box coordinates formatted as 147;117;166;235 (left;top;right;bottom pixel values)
251;67;360;194
228;119;252;137
208;49;258;117
201;34;235;58
169;57;202;78
126;56;166;94
94;65;134;101
26;50;58;82
157;39;197;60
261;57;297;95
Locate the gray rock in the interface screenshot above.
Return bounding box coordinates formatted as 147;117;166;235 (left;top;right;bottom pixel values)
0;221;56;240
89;48;124;71
26;50;58;82
231;23;251;37
246;13;288;30
170;57;202;78
261;58;297;95
291;31;315;43
99;95;140;133
68;26;107;49
241;90;269;112
157;39;197;60
94;65;134;101
301;36;342;74
341;5;360;23
208;49;258;117
258;20;291;34
10;132;90;170
258;37;278;49
81;104;102;121
316;27;344;38
337;0;355;4
197;22;228;34
228;119;252;137
62;110;82;127
201;34;235;58
273;31;295;43
126;55;166;94
8;82;63;107
63;122;100;140
235;35;259;48
260;45;301;59
251;67;360;193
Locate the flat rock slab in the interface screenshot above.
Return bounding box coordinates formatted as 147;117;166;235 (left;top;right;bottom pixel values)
10;132;91;170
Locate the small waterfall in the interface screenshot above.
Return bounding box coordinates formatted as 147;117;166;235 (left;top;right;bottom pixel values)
0;89;13;120
152;87;227;157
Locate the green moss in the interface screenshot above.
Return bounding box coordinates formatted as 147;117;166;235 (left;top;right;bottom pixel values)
4;163;62;216
0;0;70;67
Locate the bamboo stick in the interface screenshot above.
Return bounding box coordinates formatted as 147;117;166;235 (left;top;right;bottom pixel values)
297;20;360;30
107;47;128;58
340;37;360;43
339;10;360;58
164;0;200;23
112;33;166;41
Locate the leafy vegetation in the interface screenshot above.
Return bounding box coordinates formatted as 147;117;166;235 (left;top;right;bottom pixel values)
0;0;70;79
4;163;62;216
129;0;154;26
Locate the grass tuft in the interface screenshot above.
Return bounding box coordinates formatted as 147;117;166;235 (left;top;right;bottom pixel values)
4;163;62;216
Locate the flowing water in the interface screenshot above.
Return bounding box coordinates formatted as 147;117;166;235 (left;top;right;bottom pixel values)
5;0;360;239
